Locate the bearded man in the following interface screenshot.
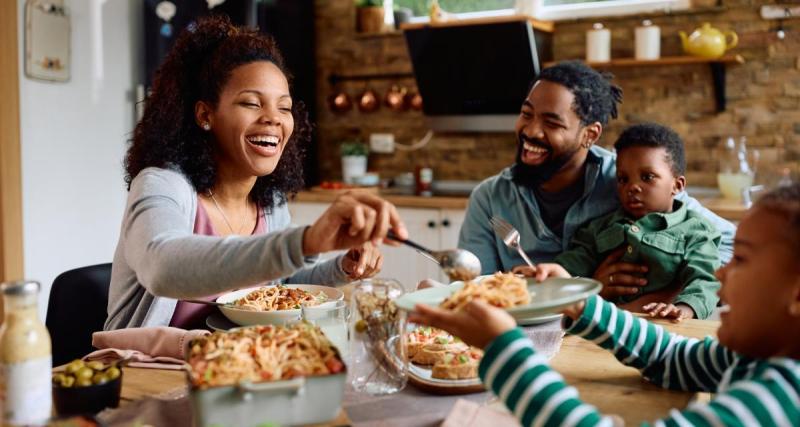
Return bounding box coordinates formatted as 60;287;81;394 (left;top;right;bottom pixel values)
458;61;734;297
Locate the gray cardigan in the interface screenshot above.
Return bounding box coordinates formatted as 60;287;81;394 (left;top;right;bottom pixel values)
105;167;347;330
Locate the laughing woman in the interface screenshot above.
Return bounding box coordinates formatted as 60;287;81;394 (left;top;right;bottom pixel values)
105;17;406;330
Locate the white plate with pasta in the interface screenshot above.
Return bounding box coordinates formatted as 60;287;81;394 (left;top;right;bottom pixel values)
215;284;344;326
394;274;601;322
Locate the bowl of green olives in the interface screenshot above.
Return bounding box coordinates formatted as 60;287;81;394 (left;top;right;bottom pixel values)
52;360;122;415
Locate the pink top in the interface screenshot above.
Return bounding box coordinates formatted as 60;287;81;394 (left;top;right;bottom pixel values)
169;198;267;329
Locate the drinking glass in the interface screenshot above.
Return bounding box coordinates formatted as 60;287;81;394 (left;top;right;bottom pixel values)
349;278;408;395
302;300;350;361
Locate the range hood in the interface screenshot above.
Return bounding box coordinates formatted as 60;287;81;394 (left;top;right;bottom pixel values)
403;18;553;132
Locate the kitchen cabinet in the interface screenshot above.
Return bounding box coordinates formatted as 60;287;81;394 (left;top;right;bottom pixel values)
287;202;466;290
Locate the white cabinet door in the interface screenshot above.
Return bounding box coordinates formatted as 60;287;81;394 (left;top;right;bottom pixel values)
379;208;442;291
436;208;467;283
439;209;466;250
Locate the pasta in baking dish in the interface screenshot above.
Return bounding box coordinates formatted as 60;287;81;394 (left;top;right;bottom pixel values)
440;272;530;310
187;323;345;389
234;285;327;311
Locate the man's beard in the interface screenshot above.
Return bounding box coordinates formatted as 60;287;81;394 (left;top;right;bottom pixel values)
511;135;581;188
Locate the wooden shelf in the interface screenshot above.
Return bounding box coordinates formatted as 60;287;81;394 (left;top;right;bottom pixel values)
544;55;745;113
400;15;554;33
544;55;744;68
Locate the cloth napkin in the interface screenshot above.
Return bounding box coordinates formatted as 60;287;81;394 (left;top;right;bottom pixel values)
84;327;209;370
441;399;520;427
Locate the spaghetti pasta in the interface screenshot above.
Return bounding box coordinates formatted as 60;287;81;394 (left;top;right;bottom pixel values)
440;272;530;311
187;323;345;389
234;285;326;311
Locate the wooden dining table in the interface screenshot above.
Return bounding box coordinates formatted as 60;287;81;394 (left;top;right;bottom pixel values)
110;316;718;426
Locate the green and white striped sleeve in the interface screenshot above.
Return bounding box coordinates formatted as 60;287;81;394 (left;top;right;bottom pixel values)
565;295;736;392
478;328;613;426
478;295;800;426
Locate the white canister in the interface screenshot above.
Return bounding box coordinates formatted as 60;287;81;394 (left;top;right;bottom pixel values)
586;23;611;63
635;20;661;60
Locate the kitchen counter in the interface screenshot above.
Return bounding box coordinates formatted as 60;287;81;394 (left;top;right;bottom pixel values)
694;197;749;222
293;190;748;221
294;190;470;210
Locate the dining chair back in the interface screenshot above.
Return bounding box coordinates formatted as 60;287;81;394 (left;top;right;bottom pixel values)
46;263;112;366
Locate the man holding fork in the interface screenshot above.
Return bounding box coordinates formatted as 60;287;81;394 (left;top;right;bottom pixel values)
457;61;734;299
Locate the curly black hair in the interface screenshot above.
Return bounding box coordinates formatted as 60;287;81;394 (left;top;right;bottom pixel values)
614;123;686;176
755;183;800;251
125;15;309;211
535;61;623;126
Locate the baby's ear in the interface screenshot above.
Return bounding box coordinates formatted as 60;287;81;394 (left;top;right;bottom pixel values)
671;176;686;195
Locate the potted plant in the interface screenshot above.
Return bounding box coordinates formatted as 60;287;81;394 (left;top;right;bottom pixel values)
341;141;369;184
356;0;385;34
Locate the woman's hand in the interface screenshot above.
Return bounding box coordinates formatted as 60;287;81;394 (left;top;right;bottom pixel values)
303;192;407;255
341;242;383;279
593;247;648;299
643;302;694;323
409;300;517;349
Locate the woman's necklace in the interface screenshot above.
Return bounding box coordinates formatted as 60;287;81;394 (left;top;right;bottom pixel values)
207;191;248;235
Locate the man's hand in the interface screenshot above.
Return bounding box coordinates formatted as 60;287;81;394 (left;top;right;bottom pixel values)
593;247;649;299
408;300;516;349
642;302;694;322
341;242;383;279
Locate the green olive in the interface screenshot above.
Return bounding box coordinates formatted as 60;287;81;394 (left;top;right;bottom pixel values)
52;373;65;384
65;360;85;374
75;378;93;387
92;373;108;385
86;361;105;371
355;319;368;333
75;367;94;381
60;376;75;388
105;367;121;380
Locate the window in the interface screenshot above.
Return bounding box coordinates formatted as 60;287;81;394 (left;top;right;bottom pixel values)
393;0;690;21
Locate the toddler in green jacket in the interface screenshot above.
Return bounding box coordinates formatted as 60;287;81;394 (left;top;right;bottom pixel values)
532;123;721;320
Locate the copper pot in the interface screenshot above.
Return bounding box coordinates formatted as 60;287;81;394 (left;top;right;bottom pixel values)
384;85;408;111
328;91;353;113
358;88;379;113
405;91;423;111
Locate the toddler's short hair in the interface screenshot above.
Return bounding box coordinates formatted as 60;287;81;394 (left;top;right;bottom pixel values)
614;123;686;176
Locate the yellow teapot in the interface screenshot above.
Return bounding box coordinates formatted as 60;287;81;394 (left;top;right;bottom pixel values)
679;23;738;59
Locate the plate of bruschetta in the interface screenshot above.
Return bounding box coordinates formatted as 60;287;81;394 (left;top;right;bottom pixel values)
389;326;485;395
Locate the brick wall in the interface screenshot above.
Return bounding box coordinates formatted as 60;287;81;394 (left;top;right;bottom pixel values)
313;0;799;187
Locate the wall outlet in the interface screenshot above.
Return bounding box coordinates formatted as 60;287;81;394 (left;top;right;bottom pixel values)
369;133;395;153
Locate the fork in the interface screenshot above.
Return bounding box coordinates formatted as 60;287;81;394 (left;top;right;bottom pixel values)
489;216;537;270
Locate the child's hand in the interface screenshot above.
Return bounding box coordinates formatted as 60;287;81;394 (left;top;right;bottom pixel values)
643;302;695;322
512;263;570;282
409;300;516;349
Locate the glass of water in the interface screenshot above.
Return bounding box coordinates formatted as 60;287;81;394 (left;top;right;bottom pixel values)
302;300;350;360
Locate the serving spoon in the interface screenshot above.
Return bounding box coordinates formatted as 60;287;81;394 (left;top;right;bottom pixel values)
386;231;482;282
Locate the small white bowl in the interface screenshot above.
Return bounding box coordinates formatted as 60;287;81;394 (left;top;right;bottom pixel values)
215;285;344;326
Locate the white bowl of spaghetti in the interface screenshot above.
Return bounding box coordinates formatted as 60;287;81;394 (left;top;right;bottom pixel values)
216;284;344;326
